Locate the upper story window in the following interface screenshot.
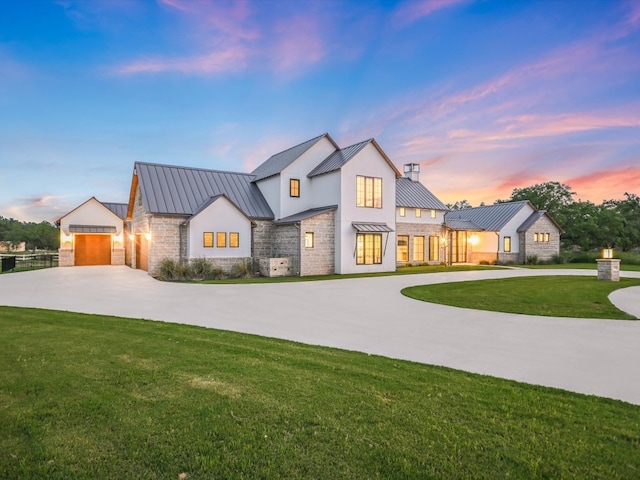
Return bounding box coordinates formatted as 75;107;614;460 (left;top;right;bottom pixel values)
356;176;382;208
290;178;300;197
416;208;422;218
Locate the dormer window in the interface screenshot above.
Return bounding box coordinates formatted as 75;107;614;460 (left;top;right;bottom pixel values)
290;179;300;197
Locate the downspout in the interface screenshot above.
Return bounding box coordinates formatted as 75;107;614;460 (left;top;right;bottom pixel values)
295;222;301;276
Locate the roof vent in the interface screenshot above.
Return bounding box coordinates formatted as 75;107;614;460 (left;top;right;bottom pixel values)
403;163;420;182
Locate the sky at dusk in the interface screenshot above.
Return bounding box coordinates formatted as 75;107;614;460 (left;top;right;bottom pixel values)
1;0;639;223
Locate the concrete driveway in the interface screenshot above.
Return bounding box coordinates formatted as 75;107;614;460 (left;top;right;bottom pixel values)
2;266;640;405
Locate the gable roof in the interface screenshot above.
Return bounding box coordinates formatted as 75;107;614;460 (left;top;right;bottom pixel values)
517;210;564;233
134;162;273;220
251;133;338;182
444;200;532;232
183;194;255;225
307;138;402;178
396;177;448;210
102;202;128;220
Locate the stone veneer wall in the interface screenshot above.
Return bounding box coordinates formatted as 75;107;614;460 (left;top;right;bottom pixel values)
300;210;335;276
129;186;151;270
148;215;188;275
111;248;125;266
271;224;300;275
468;251;499;264
252;220;274;260
58;248;73;267
395;222;445;266
519;215;561;262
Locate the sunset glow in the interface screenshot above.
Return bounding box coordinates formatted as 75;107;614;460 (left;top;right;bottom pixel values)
0;0;639;222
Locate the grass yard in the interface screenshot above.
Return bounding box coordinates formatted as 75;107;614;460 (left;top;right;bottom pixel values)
1;307;639;479
402;276;640;319
518;263;640;271
201;264;500;283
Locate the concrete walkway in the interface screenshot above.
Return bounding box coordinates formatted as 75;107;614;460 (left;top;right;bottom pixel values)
1;266;640;405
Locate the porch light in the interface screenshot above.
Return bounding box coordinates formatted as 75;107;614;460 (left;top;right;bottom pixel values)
144;232;152;241
468;234;479;246
440;236;447;245
114;233;124;246
60;231;73;246
602;248;614;259
129;234;134;241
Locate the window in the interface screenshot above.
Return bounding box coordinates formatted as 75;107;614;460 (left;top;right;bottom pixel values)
305;232;314;248
544;233;550;242
203;232;213;248
399;207;405;217
357;233;382;264
430;209;436;219
217;232;226;248
413;236;424;262
415;208;422;218
229;232;239;248
356;176;382;208
534;233;539;242
429;236;439;261
504;236;511;252
397;235;409;262
290;178;300;197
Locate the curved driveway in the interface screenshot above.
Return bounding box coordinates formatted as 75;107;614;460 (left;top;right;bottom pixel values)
2;266;640;405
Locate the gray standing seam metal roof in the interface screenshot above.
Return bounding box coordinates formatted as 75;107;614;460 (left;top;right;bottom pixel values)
307;139;370;177
69;225;117;233
444;219;484;231
444;200;531;231
517;210;546;232
352;222;394;232
135;162;274;220
102;202;128;221
251;133;332;182
274;205;338;225
396;177;448;210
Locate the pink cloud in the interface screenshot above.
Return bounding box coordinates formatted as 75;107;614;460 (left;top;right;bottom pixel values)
270;16;325;73
393;0;467;27
566;166;640;201
114;45;250;75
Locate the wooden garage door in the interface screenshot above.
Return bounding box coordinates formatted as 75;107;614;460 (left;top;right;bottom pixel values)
75;234;111;266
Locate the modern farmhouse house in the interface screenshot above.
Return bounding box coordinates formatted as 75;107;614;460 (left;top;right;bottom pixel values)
57;133;562;274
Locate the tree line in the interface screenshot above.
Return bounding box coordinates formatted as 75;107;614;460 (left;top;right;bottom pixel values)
447;182;640;252
0;216;59;252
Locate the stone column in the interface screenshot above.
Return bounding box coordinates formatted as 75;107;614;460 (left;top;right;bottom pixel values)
596;259;620;281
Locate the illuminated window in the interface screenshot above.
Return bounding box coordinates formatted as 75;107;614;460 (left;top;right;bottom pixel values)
545;233;550;242
217;232;226;248
413;236;424;262
397;235;409;262
229;232;239;248
305;232;314;248
504;236;511;252
534;233;539;242
399;207;405;217
415;208;422;218
290;178;300;197
429;236;439;261
203;232;213;248
357;233;382;264
356;176;382;208
430;209;436;218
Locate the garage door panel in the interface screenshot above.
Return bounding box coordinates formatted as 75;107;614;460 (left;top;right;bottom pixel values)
75;235;111;266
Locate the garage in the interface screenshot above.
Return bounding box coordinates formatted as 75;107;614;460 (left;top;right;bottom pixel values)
74;233;112;266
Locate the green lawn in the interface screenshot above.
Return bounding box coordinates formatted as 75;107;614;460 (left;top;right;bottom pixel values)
202;264;500;283
518;263;640;271
402;276;640;319
1;307;639;479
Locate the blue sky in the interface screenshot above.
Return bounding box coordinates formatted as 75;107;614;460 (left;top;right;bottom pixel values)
1;0;639;223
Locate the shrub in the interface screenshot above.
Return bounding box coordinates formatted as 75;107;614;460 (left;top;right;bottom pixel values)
230;259;253;279
568;252;596;264
190;257;214;281
478;260;490;265
156;258;183;281
551;253;566;264
525;254;539;265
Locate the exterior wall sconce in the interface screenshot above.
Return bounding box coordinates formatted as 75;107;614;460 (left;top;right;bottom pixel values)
468;234;479;246
60;231;73;246
129;234;135;241
440;236;447;245
114;233;124;246
602;248;614;259
144;232;152;241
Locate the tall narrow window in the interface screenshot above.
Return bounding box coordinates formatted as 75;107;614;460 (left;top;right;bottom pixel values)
534;233;539;242
229;232;239;248
305;232;314;248
356;176;382;208
397;235;409;262
429;236;439;261
399;207;405;217
203;232;213;248
544;233;550;242
217;232;226;248
415;208;422;218
290;178;300;197
430;209;436;218
504;236;511;252
357;234;382;265
413;236;424;262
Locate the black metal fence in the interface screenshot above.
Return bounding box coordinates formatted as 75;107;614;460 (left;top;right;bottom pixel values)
0;254;58;273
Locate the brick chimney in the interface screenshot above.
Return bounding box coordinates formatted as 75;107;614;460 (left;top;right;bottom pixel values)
403;163;420;182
